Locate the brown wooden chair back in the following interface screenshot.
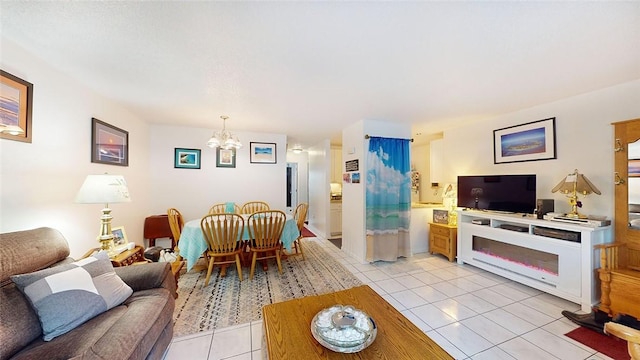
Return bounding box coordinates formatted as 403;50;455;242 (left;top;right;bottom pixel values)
247;210;286;279
167;207;185;262
209;203;241;214
201;213;245;254
248;210;286;250
200;213;245;284
167;208;185;243
294;203;308;233
241;201;270;214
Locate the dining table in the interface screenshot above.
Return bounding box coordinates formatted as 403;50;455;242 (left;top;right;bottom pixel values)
179;213;300;271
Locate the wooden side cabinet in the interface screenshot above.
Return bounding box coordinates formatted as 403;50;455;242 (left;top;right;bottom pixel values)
110;246;146;267
429;223;457;262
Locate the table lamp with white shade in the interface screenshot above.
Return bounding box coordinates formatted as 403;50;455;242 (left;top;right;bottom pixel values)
75;174;131;255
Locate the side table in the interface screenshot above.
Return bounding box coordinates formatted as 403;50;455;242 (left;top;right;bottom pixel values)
110;245;147;267
144;215;174;248
429;222;457;262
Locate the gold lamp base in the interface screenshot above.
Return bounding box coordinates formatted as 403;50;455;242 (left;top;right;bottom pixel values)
565;194;588;219
98;206;117;257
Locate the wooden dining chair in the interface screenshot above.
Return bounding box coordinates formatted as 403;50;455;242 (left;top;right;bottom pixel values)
200;213;245;286
167;208;185;261
604;322;640;359
209;203;241;214
291;203;309;260
247;210;286;279
241;201;270;214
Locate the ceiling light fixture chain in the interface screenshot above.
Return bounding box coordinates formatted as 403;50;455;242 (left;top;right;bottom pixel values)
206;115;242;150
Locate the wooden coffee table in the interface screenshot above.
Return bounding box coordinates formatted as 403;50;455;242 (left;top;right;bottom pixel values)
262;285;453;359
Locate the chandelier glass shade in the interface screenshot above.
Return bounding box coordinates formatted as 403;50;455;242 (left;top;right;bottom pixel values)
206;115;242;150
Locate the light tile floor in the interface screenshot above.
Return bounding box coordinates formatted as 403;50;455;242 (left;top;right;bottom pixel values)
163;238;612;360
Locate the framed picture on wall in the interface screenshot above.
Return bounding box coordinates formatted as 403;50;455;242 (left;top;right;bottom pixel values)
174;148;201;169
216;148;236;168
630;159;640;177
250;142;277;164
0;70;33;143
493;117;556;164
91;118;129;166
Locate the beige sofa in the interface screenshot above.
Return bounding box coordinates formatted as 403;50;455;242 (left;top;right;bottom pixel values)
0;227;176;360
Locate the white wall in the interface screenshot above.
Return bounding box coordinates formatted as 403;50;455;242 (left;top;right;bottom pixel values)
440;80;640;219
307;139;330;238
341;120;412;263
341;122;365;260
147;124;288;222
0;38;151;258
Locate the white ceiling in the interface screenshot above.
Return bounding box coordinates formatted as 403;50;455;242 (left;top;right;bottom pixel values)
1;1;639;148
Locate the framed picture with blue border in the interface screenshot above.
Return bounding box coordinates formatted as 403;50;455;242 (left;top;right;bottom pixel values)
174;148;201;169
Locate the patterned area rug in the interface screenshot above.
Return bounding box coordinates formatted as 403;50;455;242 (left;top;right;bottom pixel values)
172;239;362;337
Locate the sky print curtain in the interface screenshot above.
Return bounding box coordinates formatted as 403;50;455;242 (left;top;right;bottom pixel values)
365;136;411;262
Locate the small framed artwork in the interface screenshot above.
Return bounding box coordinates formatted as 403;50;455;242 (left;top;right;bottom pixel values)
174;148;201;169
630;159;640;177
216;148;236;168
91;118;129;166
351;172;361;183
493;117;556;164
1;70;33;143
111;226;128;248
250;142;277;164
433;210;449;224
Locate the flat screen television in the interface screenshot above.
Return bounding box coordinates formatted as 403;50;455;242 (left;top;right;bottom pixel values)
457;174;536;214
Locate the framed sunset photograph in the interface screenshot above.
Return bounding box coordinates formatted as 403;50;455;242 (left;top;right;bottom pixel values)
91;118;129;166
0;70;33;143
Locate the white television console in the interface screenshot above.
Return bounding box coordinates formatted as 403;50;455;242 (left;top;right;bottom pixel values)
457;210;612;312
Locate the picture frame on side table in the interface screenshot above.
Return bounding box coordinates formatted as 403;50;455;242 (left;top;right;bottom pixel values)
111;226;128;248
174;148;201;169
91;118;129;166
216;148;236;168
250;142;277;164
433;209;449;224
493;117;556;164
0;70;33;143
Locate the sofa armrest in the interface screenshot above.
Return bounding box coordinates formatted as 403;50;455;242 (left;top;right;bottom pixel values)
114;262;177;299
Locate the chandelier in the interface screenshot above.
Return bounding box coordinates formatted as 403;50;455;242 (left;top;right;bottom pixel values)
206;115;242;150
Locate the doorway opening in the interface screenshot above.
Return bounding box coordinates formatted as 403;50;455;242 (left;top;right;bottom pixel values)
286;162;298;215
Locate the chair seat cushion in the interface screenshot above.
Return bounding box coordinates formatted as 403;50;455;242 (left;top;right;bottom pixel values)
10;252;133;341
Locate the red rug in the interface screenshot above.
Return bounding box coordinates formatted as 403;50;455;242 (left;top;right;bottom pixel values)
565;326;628;360
301;227;316;238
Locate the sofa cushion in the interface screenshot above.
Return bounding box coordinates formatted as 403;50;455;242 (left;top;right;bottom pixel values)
0;227;70;287
9;288;175;360
10;252;133;341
